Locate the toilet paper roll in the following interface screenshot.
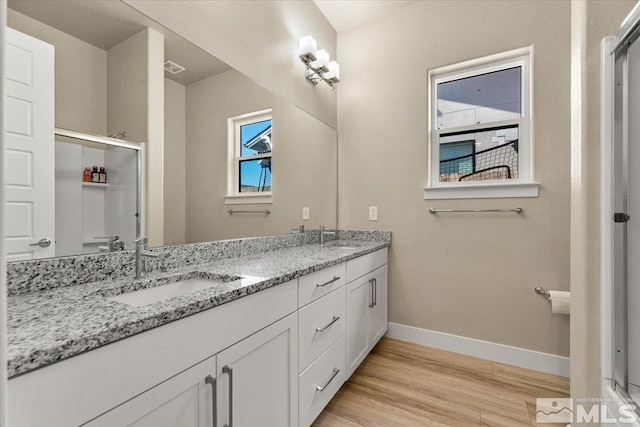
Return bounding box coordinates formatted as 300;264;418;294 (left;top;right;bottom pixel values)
549;291;570;315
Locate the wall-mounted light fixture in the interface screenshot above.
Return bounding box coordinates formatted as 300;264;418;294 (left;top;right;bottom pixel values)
299;35;339;89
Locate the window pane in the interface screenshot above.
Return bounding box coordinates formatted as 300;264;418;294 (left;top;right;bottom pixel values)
439;126;518;182
240;119;272;157
440;140;475;176
239;158;271;192
437;67;521;129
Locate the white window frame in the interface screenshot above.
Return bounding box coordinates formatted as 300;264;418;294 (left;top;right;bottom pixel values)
225;108;273;205
424;46;539;199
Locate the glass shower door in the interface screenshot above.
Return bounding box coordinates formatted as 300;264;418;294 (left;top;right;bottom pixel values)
613;29;640;405
627;33;640;405
613;48;628;392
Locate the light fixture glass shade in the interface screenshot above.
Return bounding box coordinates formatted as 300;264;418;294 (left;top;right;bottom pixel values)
299;35;317;62
311;49;330;73
325;61;340;82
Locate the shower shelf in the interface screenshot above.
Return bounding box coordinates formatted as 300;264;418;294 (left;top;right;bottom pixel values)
82;182;109;188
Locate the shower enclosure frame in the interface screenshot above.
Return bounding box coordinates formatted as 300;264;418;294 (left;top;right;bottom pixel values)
601;1;640;421
53;128;146;242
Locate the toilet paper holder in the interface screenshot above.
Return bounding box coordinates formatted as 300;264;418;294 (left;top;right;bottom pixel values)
534;286;550;297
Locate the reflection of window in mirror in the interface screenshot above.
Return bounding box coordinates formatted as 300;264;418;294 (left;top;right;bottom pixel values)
227;109;273;199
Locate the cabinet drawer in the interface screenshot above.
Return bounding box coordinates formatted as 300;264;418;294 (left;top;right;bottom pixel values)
298;262;346;307
299;335;346;427
298;286;346;371
346;248;387;283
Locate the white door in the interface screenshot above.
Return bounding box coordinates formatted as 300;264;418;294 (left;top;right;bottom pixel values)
4;28;55;261
346;275;370;378
86;355;217;427
217;313;298;427
368;265;388;347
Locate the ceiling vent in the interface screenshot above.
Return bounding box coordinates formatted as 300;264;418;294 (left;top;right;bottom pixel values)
164;60;186;75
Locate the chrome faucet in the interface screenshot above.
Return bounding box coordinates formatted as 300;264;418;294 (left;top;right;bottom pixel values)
96;235;126;252
135;237;161;279
319;226;336;246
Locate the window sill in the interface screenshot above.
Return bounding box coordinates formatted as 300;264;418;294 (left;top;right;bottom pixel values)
224;193;273;205
423;182;539;200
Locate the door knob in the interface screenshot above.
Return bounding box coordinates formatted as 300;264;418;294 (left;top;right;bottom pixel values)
29;238;51;248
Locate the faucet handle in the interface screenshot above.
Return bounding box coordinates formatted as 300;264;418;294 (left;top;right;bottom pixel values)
95;235;120;242
135;237;148;245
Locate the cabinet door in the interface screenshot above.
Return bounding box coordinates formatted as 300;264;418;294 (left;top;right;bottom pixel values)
346;275;371;378
86;356;217;427
368;265;388;347
217;313;298;427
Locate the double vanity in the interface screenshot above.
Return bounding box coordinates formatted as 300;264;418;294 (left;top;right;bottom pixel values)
6;231;390;427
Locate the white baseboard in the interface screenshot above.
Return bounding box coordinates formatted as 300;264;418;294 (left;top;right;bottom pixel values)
386;322;570;378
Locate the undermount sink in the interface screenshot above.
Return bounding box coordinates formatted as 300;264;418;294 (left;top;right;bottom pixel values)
322;241;367;250
107;274;242;307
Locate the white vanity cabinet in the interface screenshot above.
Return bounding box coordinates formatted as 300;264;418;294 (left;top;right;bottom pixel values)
346;249;388;378
296;263;347;427
88;314;298;427
86;356;218;427
216;313;298;427
8;279;298;427
8;246;388;427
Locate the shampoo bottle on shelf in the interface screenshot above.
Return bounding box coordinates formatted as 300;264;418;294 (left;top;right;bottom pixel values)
99;167;107;184
92;166;100;183
83;167;91;183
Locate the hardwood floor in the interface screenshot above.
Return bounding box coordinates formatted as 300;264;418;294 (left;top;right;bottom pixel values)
312;337;569;427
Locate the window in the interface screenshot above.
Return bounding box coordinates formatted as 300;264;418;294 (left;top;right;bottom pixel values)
226;109;273;204
425;47;538;199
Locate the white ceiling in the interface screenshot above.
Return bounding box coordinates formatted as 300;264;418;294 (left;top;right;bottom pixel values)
313;0;420;32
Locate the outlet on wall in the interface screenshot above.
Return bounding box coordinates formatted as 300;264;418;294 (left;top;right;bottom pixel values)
302;207;310;220
369;206;378;221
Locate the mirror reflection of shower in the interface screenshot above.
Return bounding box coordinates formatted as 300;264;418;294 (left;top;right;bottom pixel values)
55;131;140;256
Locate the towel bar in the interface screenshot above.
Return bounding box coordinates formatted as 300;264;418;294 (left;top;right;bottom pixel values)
227;209;271;214
429;207;524;214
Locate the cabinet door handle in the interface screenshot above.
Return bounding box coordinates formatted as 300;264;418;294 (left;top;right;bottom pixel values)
205;375;217;427
316;276;341;287
373;278;377;307
316;315;340;332
368;279;374;308
222;366;233;427
316;368;340;391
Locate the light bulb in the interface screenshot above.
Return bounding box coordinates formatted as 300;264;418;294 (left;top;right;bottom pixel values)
298;35;317;62
311;49;330;73
325;61;340;82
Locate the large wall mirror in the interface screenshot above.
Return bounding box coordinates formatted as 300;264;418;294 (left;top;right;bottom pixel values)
4;0;338;261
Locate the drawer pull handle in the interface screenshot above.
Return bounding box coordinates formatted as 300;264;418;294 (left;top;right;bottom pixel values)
222;366;233;427
316;368;341;392
316;315;340;332
316;276;341;287
373;278;377;307
204;375;217;427
369;278;374;308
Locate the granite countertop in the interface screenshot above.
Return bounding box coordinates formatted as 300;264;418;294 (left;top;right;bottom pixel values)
7;239;389;378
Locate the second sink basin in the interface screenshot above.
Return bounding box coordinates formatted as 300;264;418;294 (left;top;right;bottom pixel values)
108;274;242;307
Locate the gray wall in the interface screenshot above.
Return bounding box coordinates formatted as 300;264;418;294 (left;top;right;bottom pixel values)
164;77;186;245
185;69;337;242
337;0;572;357
107;28;165;247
